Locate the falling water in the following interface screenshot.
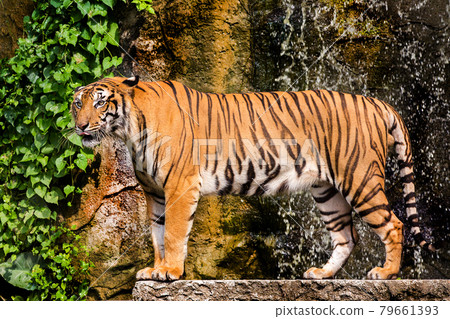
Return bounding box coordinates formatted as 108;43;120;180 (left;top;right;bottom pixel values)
250;0;449;279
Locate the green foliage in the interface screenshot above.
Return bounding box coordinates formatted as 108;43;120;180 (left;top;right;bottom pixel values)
0;0;153;300
132;0;155;14
0;252;43;290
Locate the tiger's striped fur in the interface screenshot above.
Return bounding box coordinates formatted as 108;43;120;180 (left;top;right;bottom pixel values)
71;76;434;281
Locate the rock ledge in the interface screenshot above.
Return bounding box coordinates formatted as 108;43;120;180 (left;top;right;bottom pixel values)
133;279;450;301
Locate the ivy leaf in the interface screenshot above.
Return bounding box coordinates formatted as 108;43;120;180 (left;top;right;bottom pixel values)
0;252;42;290
55;156;66;173
73;61;91;74
111;56;122;66
23;210;34;224
62;0;72;9
79;28;91;41
12;63;24;74
102;56;113;70
45;101;65;115
66;28;80;46
0;212;7;225
81;148;95;160
30;107;41;121
34;132;49;150
40;81;54;93
12;164;25;175
86;42;97;56
56;115;71;129
34;184;47;198
64;149;76;157
57;26;80;46
36;155;49;167
77;1;91;16
90;3;108;17
92;63;103;78
4;108;18;125
44;192;58;204
74;153;88;171
40;173;53;187
25;164;39;177
36;115;52;132
27;70;39;84
16;124;30;135
26;188;35;199
102;0;115;9
30;176;40;187
106;22;119;46
72;52;86;64
67;133;83;147
45;51;56;64
64;185;75;196
6;178;19;190
25;96;33;105
21;151;36;162
87;18;108;34
34;207;51;219
92;34;107;52
44;188;63;204
50;0;63;8
40;144;55;155
53;71;64;82
43;65;53;79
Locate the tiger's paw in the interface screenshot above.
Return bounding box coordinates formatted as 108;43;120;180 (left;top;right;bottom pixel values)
151;266;183;281
303;267;334;279
367;267;398;280
136;267;155;281
136;266;183;281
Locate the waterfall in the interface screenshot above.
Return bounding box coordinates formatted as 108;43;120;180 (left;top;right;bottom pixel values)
251;0;449;279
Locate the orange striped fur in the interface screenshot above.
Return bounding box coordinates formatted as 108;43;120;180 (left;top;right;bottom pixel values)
71;76;433;280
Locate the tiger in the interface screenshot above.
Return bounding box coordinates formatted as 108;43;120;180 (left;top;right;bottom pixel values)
71;75;435;281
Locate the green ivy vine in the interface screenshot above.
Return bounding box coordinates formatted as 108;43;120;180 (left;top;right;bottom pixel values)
0;0;153;300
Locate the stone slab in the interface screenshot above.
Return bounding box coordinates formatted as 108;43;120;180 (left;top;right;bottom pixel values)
133;279;450;301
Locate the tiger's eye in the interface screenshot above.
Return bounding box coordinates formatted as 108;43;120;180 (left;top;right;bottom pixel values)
96;100;106;108
75;101;82;109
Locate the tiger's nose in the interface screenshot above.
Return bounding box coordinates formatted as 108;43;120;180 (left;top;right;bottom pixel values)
77;123;89;131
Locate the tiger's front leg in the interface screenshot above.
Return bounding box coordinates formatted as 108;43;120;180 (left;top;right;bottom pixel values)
136;193;166;281
137;178;200;281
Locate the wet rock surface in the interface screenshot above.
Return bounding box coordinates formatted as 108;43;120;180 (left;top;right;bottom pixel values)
133;279;450;301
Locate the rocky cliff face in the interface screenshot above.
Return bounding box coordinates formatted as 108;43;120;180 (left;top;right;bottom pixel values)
119;0;253;93
0;0;35;59
62;139;152;300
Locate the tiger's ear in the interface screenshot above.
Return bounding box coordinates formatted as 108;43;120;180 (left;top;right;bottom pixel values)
75;86;85;93
123;75;140;87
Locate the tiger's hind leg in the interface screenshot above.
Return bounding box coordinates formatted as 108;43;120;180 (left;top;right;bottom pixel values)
304;183;358;279
352;182;403;279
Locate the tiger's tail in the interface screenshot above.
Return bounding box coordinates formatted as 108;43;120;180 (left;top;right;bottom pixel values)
387;107;437;251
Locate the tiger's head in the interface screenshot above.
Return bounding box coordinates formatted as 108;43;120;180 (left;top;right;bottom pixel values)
71;76;139;147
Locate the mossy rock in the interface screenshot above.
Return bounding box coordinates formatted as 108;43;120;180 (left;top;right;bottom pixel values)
185;196;282;279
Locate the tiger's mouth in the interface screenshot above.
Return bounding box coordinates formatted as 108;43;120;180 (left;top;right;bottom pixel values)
80;131;101;148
